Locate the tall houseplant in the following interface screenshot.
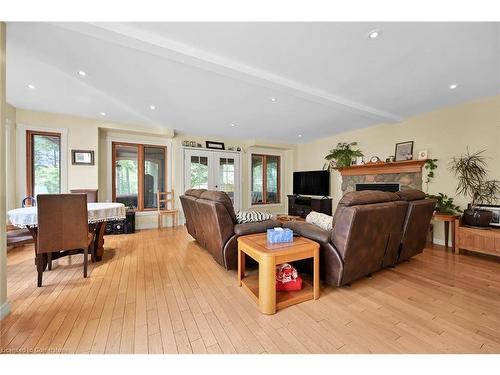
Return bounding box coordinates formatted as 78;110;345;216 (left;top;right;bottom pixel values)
323;142;363;170
449;149;500;227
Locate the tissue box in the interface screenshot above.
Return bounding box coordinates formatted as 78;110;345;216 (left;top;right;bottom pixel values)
267;227;293;244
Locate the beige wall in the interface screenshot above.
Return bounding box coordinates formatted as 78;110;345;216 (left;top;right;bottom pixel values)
1;22;9;319
297;95;500;244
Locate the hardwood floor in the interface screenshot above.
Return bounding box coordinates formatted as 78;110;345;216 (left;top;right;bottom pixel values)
2;226;500;354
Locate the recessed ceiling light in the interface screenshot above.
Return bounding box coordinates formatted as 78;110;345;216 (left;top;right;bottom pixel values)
449;84;458;90
27;84;36;89
100;112;107;116
149;105;156;110
368;30;380;39
231;123;236;127
270;97;277;102
298;134;303;138
78;70;87;76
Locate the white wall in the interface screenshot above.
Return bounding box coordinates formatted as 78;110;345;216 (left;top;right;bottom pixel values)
7;108;297;230
0;22;10;320
297;95;500;244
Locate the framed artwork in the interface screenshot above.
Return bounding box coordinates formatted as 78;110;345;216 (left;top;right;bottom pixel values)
394;141;414;161
206;141;225;150
72;150;94;165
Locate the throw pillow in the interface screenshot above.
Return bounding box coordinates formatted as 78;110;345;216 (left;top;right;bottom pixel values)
236;210;273;224
305;211;333;231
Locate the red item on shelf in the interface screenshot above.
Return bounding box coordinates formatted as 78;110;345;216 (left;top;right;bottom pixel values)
276;276;303;291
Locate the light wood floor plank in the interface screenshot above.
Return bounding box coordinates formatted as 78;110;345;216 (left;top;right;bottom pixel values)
3;227;500;354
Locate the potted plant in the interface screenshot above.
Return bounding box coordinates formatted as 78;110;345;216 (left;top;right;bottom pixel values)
449;149;500;227
323;142;364;170
426;193;461;215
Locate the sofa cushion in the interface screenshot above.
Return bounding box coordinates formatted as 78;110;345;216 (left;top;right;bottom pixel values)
236;210;273;224
199;190;237;223
283;221;331;245
234;219;282;236
396;189;426;201
338;190;399;207
305;211;333;231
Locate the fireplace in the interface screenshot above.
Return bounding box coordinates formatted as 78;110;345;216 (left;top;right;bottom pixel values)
356;183;400;192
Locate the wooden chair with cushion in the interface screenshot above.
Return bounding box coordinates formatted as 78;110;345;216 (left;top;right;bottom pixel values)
157;190;179;228
36;194;93;287
70;189;98;203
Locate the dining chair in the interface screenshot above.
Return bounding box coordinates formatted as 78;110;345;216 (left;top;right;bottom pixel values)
36;194;93;287
157;190;179;228
70;189;98;203
22;195;37;207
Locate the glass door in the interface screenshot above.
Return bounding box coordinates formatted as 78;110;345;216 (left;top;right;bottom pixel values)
215;153;240;209
184;149;241;210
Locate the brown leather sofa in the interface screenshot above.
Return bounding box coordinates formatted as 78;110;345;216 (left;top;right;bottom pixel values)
395;190;436;262
180;189;281;269
284;190;435;286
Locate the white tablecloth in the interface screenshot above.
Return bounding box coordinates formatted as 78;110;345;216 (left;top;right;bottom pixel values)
7;202;127;228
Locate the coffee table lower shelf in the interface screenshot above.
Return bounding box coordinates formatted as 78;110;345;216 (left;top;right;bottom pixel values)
241;273;314;311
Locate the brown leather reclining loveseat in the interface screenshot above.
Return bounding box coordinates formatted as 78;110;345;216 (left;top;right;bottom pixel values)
180;189;281;269
284;189;436;286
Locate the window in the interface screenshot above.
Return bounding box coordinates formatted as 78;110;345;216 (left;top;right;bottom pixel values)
251;154;280;205
27;130;61;197
112;142;167;210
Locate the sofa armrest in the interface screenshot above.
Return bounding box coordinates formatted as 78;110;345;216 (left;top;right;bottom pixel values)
233;219;281;236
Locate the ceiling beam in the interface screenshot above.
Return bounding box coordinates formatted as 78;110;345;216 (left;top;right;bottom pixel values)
53;22;402;123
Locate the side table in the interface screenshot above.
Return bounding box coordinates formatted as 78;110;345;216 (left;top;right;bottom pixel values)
432;213;460;252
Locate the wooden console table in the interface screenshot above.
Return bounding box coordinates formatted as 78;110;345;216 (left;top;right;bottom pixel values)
454;219;500;258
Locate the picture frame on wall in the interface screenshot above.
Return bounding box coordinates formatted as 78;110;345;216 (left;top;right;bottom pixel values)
205;141;225;150
394;141;414;161
72;149;94;165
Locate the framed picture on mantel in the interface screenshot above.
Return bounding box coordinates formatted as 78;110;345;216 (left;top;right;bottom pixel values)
394;141;414;161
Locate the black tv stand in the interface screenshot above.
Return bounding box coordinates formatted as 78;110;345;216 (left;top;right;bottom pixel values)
288;195;332;218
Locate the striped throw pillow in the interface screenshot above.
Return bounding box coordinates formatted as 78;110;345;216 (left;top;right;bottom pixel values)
236;210;273;224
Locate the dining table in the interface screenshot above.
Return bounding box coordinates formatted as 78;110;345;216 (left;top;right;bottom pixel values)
7;202;126;265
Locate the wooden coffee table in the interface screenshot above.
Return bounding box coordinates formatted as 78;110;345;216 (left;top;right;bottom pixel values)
237;233;320;315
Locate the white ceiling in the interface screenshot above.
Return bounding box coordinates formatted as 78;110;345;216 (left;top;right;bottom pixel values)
6;22;500;143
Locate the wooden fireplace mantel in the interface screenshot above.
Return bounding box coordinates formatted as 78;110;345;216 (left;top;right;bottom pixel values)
336;159;428;176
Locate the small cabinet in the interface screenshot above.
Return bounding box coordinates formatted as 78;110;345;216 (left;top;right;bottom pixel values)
288;195;332;218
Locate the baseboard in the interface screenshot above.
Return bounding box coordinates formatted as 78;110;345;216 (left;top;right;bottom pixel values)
432;238;446;246
0;300;11;320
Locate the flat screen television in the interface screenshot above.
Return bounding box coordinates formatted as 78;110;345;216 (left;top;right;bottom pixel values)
293;170;330;196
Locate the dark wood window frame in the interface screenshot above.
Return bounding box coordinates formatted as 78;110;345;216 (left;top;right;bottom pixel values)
26;130;62;197
112;141;168;212
251;153;281;205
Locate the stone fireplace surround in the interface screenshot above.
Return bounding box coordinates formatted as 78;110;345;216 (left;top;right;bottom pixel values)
336;160;426;194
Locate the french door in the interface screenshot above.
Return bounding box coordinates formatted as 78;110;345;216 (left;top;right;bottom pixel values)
184;148;241;210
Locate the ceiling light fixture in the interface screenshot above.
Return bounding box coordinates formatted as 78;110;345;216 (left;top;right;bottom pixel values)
100;112;107;116
231;123;236;127
368;30;380;39
78;70;87;76
149;105;156;110
27;84;36;89
270;97;277;102
449;84;458;90
298;134;303;138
